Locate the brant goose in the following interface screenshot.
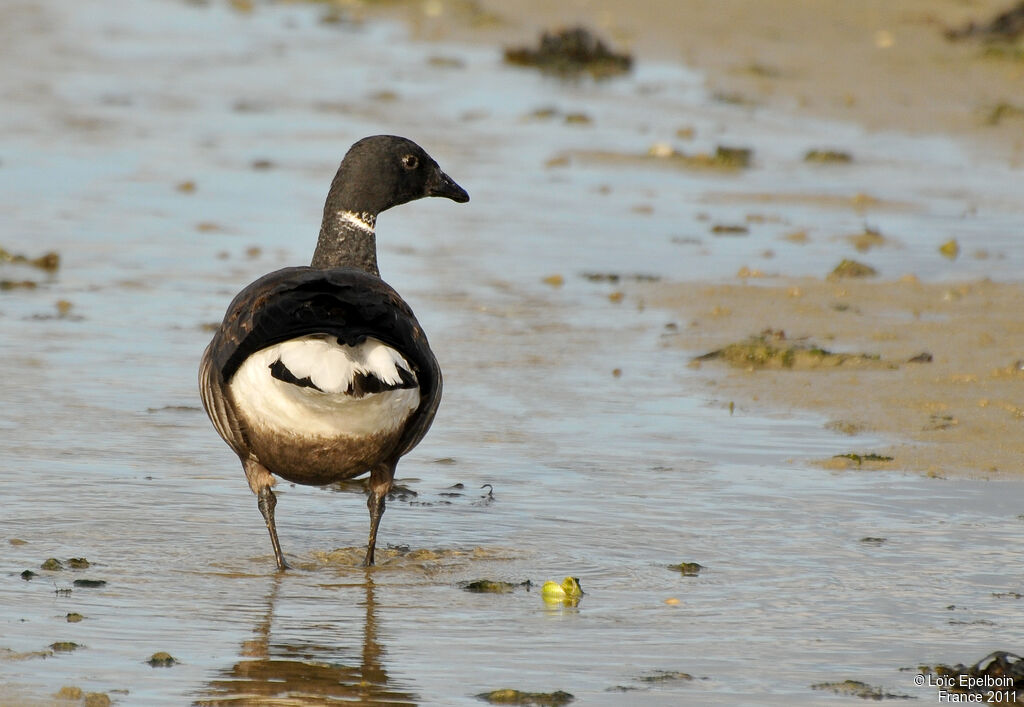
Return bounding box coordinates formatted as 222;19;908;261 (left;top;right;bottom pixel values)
199;135;468;569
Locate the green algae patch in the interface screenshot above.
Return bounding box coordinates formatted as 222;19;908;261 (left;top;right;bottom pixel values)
55;686;83;700
461;579;531;594
477;689;575;705
504;27;631;79
0;279;38;290
811;679;911;699
828;259;878;280
148;651;178;667
711;223;749;236
696;332;884;370
939;239;960;259
833;453;895;466
66;613;84;623
40;557;90;571
0;246;60;272
50;642;81;653
58;687;111;707
668;562;703;576
804;149;853;164
638;670;695;683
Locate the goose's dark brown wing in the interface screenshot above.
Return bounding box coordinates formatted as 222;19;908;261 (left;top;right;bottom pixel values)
201;265;442;460
199;343;250;460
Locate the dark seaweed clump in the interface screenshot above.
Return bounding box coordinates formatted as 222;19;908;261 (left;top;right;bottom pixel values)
461;579;532;594
668;562;703;576
0;246;60;272
946;2;1024;41
926;651;1024;698
811;679;912;700
504;27;632;79
833;453;894;466
477;689;574;706
73;579;107;588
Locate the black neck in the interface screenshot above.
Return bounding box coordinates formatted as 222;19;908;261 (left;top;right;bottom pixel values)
311;209;379;275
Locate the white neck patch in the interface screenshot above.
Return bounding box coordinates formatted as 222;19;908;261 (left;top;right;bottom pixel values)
335;210;376;234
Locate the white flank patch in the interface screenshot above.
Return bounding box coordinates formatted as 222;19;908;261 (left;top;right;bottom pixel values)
228;335;420;439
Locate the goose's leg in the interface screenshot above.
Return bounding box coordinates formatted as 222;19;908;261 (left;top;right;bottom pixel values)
258;486;289;571
246;459;289;571
363;463;396;567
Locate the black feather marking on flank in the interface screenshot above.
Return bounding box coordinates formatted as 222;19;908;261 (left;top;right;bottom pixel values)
335;333;368;348
396;365;417;388
348;366;418;398
269;359;325;392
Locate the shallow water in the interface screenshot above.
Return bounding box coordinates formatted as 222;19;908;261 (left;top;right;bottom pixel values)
2;1;1024;705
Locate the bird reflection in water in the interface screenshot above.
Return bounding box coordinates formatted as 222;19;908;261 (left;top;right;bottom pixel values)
195;573;416;705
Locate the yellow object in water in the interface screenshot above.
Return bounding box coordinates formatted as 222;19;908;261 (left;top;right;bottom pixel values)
541;576;583;604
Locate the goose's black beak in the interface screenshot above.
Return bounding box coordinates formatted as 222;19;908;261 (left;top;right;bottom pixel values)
428;169;469;203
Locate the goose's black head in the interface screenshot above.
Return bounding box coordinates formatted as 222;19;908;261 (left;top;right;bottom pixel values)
314;135;468;273
325;135;469;217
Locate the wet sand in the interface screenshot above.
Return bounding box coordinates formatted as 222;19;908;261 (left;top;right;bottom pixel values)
636;276;1024;478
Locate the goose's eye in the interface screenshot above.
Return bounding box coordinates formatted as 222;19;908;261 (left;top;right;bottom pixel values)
401;154;419;170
